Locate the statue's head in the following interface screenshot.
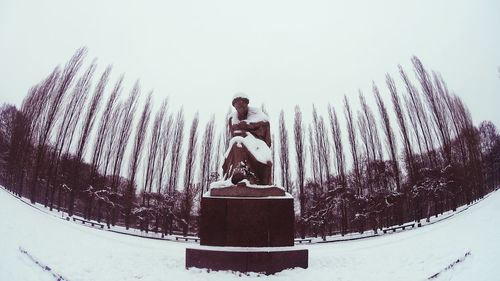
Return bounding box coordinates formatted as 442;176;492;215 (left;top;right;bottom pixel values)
232;93;249;118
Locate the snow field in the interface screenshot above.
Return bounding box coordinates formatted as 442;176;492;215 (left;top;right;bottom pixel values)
1;186;499;281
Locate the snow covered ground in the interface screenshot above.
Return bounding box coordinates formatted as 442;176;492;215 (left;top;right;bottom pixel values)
1;186;499;281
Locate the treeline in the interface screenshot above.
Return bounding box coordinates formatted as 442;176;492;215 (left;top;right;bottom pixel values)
0;48;499;238
284;58;500;238
0;48;220;235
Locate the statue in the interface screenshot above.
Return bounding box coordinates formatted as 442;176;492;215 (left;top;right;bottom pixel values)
189;94;307;274
222;93;273;186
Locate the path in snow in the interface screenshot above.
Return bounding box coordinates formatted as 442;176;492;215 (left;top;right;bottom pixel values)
0;187;499;281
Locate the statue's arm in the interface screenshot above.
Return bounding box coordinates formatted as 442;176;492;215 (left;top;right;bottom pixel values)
229;118;250;137
246;121;271;147
229;119;271;147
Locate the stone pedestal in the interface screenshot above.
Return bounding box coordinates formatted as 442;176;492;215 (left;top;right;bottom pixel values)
200;193;294;247
210;184;285;197
186;247;308;275
186;191;308;274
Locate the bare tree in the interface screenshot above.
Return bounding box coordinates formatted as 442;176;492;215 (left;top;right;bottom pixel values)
279;110;291;192
311;105;331;186
135;98;167;232
124;93;152;229
63;61;98;216
479;121;499;189
31;48;87;203
387;74;416;182
441;79;466;166
143;98;168;198
413;56;452;164
308;125;319;184
109;82;140;225
431;71;453;163
81;66;113;217
327;104;346;186
15;86;49;197
184;113;199;189
181;113;200;236
89;76;122;182
344;95;361;195
359;91;382;162
400;65;436;166
88;77;123;222
373;82;400;191
199;115;215;197
294;106;306;215
0;104;19;189
74;64;109;165
156;113;173;194
167;108;184;193
45;61;97;208
357;109;371;190
152;111;174;233
294;105;307;238
318;116;332;187
29;69;63;202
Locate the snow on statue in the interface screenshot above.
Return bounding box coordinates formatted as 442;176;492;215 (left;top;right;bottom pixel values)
222;93;273;185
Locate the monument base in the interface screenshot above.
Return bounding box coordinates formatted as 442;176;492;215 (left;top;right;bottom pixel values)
186;247;308;275
209;184;285;197
200;193;294;247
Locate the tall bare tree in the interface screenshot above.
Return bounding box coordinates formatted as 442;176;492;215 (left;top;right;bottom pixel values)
357;109;371;190
143;98;168;198
279;110;291;192
199;115;215;197
181;113;200;235
10;89;37;196
88;77;123;222
80;66;113;217
29;72;64;201
45;61;97;208
156;113;173;194
359;91;382;162
308;125;319;185
167;108;184;193
64;61;98;216
400;65;436;166
31;48;87;203
431;73;453;164
294;105;307;238
413;56;452;164
327;104;346;186
344;95;361;195
311;105;331;186
387;74;416;182
0;104;19;189
89;76;122;183
184;113;199;189
294;106;306;216
373;82;400;191
124;93;152;228
109;82;140;224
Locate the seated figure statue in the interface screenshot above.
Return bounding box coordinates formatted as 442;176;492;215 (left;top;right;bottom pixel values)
222;94;272;185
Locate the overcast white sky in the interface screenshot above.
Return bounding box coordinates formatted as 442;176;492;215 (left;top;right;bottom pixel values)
1;0;499;131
